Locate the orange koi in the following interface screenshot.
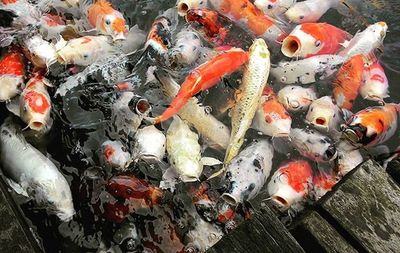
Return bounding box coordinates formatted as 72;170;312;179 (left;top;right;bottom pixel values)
154;48;249;124
0;48;25;101
333;54;365;110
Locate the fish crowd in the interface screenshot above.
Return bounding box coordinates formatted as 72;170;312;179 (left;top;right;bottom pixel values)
0;0;397;252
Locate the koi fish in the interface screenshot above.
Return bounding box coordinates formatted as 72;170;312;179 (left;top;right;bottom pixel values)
252;86;292;137
80;0;128;41
270;54;344;85
7;74;52;131
361;61;389;102
167;28;203;67
56;36;115;66
341;103;399;148
222;139;274;205
338;22;387;59
277;85;317;112
305;96;343;136
0;117;75;221
281;23;350;58
333;54;365;110
255;0;297;17
166;116;203;182
176;0;208;16
268;160;313;211
23;35;57;68
311;172;337;201
39;13;67;40
335;140;363;176
289;128;337;162
208;0;288;44
144;16;172;55
133;125;166;162
106;175;164;208
185;8;253;49
99;140;132;170
50;0;80;17
0;48;25;102
154;48;248;124
225;39;270;164
285;0;355;24
156;71;230;151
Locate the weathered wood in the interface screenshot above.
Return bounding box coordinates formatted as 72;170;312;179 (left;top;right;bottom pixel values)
291;211;358;253
319;159;400;252
207;205;305;253
0;176;43;253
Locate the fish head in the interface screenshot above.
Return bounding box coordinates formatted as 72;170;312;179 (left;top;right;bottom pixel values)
128;96;151;116
285;2;322;24
361;64;388;102
33;180;75;221
176;158;202;183
102;13;128;41
341;123;377;147
57;37;101;66
101;141;132;169
267;160;312;211
279;86;313;111
254;0;280;13
367;21;388;42
177;0;208;16
26;41;57;68
306;97;337;132
281;24;323;58
0;75;23;101
186;8;222;36
249;38;270;58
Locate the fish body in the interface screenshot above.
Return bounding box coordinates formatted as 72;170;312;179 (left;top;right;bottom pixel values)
341;103;398;147
208;0;287;44
281;23;350;58
0;48;25;101
338;22;388;59
289;128;337;162
133;125;166;162
166;117;203;182
80;0;128;41
336;140;363;176
333;54;364;110
0;118;75;221
56;35;115;66
23;35;57;68
255;0;297;17
167;28;202;67
268;160;313;211
157;72;230;151
311;172;337;201
361;61;389;102
145;16;172;55
222;139;274;205
271;54;344;85
39;14;67;40
106;175;164;208
155;48;248;124
277;85;317;112
285;0;346;23
185;8;253;49
100;140;131;169
306;96;343;135
186;215;224;252
252;86;291;137
225;39;270;163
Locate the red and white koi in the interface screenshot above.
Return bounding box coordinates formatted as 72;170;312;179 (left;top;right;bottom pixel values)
144;16;172;55
341;103;399;148
100;140;132;169
311;172;338;201
268;160;313;211
361;61;389;102
281;23;350;58
277;85;317;112
252;86;292;137
39;14;67;40
0;48;25;102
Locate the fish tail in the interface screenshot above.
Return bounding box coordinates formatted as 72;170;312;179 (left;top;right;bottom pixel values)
154;96;189;124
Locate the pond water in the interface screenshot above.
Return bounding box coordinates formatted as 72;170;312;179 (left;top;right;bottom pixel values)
1;0;400;252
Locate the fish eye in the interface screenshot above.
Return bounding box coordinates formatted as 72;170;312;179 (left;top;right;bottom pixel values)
162;39;170;46
325;146;337;160
315;40;321;47
267;4;273;9
105;19;111;25
83;54;88;59
299;15;304;20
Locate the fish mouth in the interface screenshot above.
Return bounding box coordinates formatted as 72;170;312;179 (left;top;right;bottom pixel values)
315;117;327;126
324;145;338;162
113;32;126;42
180;175;200;183
28;120;46;131
273;132;290;138
342;128;361;144
57;53;67;65
271;195;290;210
221;193;239;206
177;1;190;16
281;35;301;57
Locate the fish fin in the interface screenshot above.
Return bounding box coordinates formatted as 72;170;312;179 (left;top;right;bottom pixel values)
201;157;223;166
55;35;68;51
5;97;20;117
5;178;29;197
79;0;95;14
207;167;226;180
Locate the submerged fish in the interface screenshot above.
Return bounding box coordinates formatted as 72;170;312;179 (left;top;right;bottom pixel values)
225;39;270;163
341;103;398;147
255;0;297;17
133;125;166;162
222;139;274;205
23;35;57;68
0;118;75;221
167;28;203;67
277;85;317;112
361;61;389;102
166;116;203;182
281;23;350;58
0;47;25;102
99;140;132;170
144;16;172;55
268;159;313;211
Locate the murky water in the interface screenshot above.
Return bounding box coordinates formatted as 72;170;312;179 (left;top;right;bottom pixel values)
1;0;400;252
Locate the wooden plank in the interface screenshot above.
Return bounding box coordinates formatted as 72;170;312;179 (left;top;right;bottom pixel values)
0;176;43;253
319;159;400;252
291;211;357;253
207;205;305;253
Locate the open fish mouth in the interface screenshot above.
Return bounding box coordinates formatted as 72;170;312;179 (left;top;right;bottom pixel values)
281;35;301;57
